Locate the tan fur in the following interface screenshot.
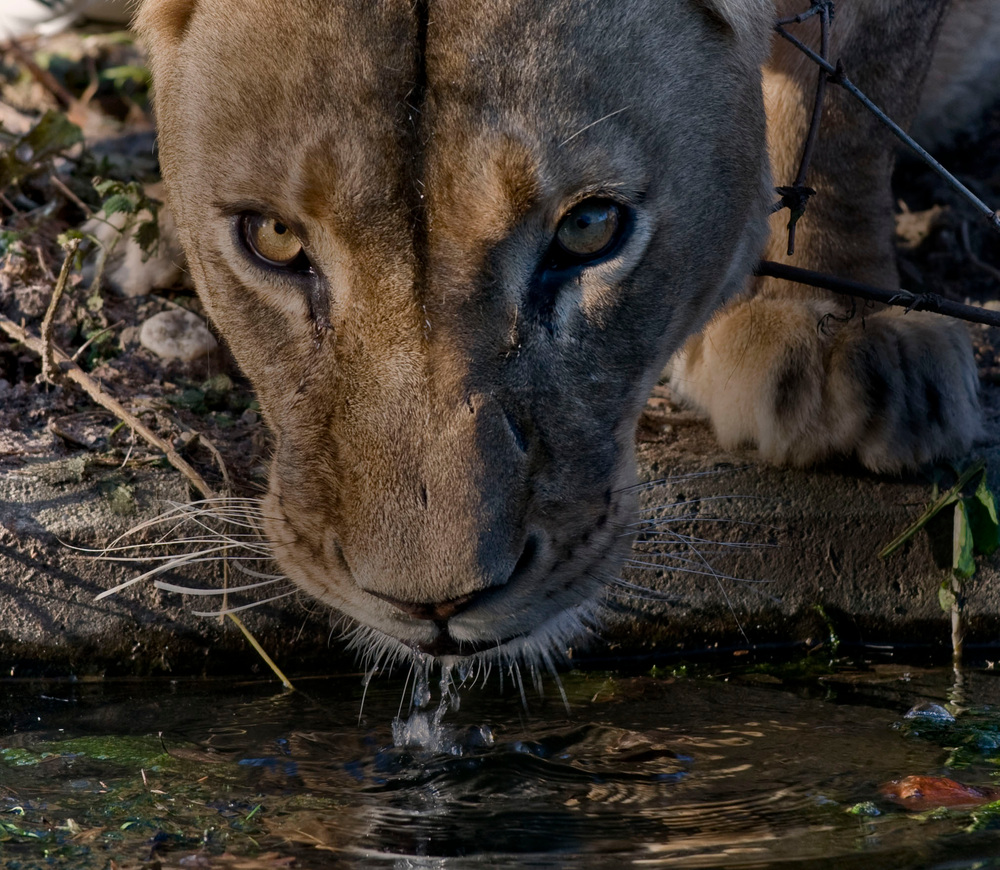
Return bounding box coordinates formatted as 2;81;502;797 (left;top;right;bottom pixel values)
133;0;993;660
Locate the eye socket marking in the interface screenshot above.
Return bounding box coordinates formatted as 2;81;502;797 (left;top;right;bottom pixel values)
527;197;633;332
238;212;311;272
234;211;330;330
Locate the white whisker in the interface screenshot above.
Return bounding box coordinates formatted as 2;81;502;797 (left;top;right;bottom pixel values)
230;561;285;580
616;467;753;494
636;494;765;516
559;106;631;147
153;576;283;596
190;589;299;616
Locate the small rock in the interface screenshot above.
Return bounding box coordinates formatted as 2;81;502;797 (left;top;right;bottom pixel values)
139;309;217;362
903;702;955;723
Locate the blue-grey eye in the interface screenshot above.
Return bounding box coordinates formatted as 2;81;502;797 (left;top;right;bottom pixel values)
555;200;621;261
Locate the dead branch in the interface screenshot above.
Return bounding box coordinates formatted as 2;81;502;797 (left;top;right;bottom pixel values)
5;40;78;110
0;310;292;685
49;174;94;219
38;238;79;384
4;39;103;132
756;259;1000;327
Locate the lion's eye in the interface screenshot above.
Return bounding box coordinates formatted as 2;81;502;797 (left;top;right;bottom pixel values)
554;200;622;263
239;213;306;268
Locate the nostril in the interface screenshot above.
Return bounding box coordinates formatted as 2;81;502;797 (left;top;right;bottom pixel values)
370;589;480;622
508;532;541;584
329;541;350;574
503;408;529;453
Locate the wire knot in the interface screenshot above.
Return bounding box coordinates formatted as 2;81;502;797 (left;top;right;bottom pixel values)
775;184;816;217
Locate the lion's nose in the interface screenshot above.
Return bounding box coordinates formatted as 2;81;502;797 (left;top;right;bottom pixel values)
370;590;480;622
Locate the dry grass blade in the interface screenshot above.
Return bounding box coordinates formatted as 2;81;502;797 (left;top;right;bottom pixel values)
227;612;295;690
39;238;80;383
0;306;296;690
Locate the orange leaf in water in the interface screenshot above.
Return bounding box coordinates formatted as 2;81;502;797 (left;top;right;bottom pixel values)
880;775;1000;811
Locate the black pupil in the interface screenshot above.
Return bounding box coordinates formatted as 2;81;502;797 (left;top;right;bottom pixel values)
273;222;287;235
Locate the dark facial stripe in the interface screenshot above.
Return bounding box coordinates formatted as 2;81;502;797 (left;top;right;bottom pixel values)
407;0;431;309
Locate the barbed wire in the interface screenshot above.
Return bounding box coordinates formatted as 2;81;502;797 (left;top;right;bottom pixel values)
765;2;1000;327
755;260;1000;328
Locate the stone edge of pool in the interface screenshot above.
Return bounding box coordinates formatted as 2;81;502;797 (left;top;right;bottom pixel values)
1;382;998;678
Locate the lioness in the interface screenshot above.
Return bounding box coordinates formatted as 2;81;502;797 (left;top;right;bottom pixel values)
134;0;997;664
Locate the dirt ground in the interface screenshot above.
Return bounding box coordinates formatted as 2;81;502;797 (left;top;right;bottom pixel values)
0;27;268;498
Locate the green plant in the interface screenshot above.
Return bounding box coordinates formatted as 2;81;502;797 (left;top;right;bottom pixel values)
880;460;999;662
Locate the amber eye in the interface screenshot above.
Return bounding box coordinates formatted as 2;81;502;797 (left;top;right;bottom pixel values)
554;200;622;263
239;213;305;268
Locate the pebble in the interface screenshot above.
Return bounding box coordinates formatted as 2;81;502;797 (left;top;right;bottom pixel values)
139;309;218;361
903;702;955;723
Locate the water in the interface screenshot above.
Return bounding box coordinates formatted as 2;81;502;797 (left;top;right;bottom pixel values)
4;662;1000;868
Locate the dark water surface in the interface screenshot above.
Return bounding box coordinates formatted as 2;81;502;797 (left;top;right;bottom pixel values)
4;663;1000;868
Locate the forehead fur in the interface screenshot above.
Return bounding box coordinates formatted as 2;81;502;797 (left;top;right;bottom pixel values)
140;0;767;285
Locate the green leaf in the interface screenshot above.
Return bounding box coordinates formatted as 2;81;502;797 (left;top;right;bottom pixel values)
968;473;1000;557
99;65;151;87
0;110;82;188
879;460;984;559
0;230;22;258
938;579;957;614
92;177;121;197
168;388;207;413
133;218;160;259
24;110;83;156
101;193;138;217
953;500;976;579
56;228;85;245
202;373;233;394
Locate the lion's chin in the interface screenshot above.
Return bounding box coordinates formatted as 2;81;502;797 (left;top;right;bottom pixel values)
342;600;601;675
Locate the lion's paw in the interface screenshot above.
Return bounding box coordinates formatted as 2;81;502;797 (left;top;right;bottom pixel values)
671;296;982;473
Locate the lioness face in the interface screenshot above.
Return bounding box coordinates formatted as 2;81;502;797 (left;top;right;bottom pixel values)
140;0;771;664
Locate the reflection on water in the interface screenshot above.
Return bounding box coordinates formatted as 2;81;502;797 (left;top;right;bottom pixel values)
4;664;1000;868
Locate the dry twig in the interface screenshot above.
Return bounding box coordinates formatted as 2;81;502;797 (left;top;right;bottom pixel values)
4;38;103;132
70;319;125;363
39;238;79;384
49;174;94;219
0;308;295;688
0;310;214;498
